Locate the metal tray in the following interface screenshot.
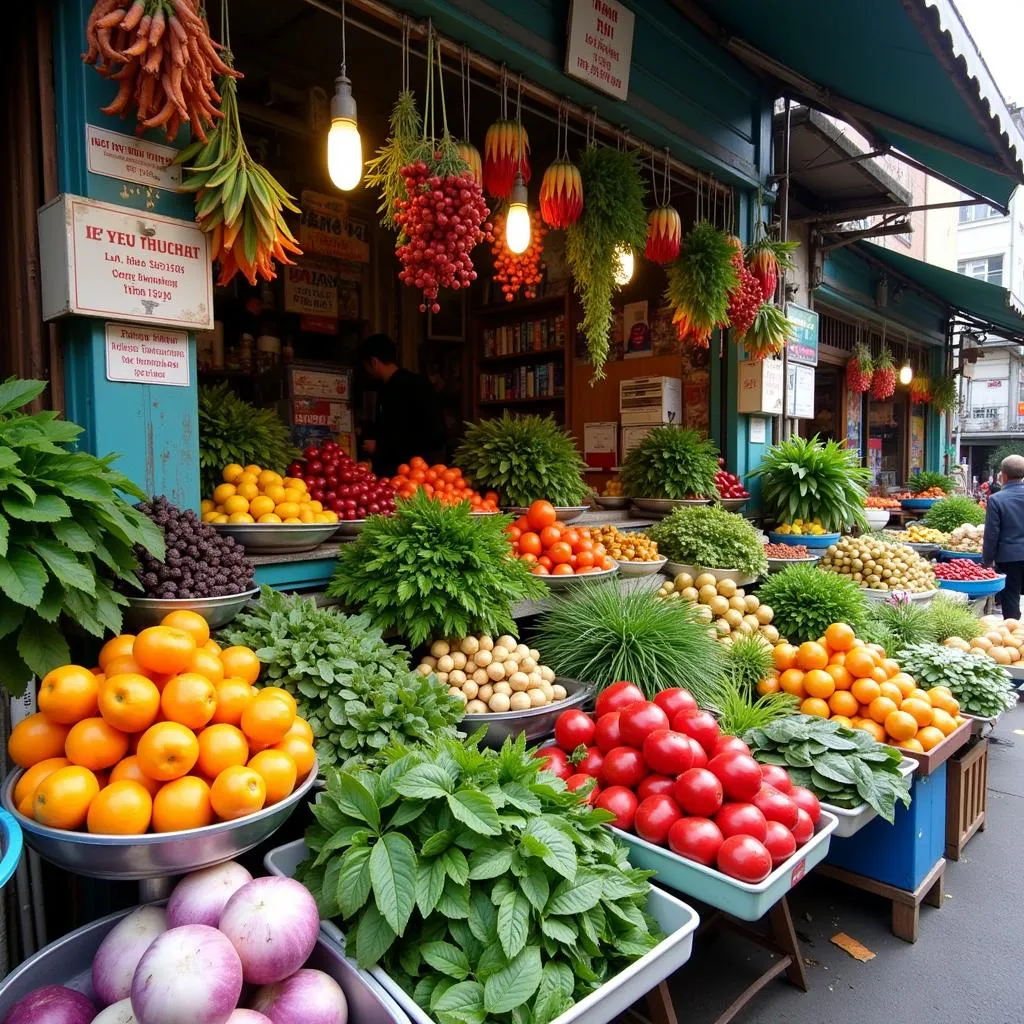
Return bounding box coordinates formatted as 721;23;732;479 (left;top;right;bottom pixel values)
767;530;840;549
897;716;973;776
334;518;369;538
265;840;698;1024
717;498;749;512
123;588;260;631
1;760;317;881
504;505;589;523
937;575;1006;597
663;563;758;586
0;807;22;890
539;564;619;589
0;902;410;1023
212;522;339;553
821;758;917;838
611;811;838;922
615;557;667;577
938;549;983;562
631;498;711;517
766;554;821;573
465;678;592;749
593;495;629;509
964;713;999;738
1003;662;1024;682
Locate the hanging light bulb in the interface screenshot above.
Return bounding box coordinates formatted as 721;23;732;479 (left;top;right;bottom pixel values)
506;172;531;254
326;0;362;191
614;246;635;286
899;363;913;385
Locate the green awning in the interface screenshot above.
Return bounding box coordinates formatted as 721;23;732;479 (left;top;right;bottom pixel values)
859;242;1024;341
689;0;1024;208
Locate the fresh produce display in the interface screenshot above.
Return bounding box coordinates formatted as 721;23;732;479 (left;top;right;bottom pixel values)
862;598;938;657
534;584;723;701
645;205;682;264
889;524;947;546
620;426;719;500
865;495;902;510
365;89;425;234
220;587;463;770
907;472;954;496
756;565;869;646
714;461;750;501
328;491;544;646
739;302;793;361
945;620;1024;667
7;611;315;833
820;535;937;593
490;208;546;301
601;478;624;497
656;571;780;646
925;595;983;643
923;495;984;532
726;250;766;340
132;496;254;599
665;222;739;347
898;642;1016;718
931;376;957;416
846;344;873;393
772;519;828;537
649;506;768;579
455;413;589;508
910;376;932;405
870;348;897;400
0;378;164;692
589;525;660;563
391;458;499;511
539;158;584;229
704;650;799;737
416;633;563;713
744;716;911;823
548;693;820;883
482;119;531;197
934;560;1000;582
745;234;799;303
944;523;984;552
763;543;812;559
751;435;870;533
203;465;338;526
296;734;664;1021
508;501;616;576
287;442;396;521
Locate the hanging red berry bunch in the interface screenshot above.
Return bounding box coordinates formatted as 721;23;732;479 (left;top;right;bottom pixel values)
727;256;763;338
846;343;874;393
491;209;546;301
871;348;897;400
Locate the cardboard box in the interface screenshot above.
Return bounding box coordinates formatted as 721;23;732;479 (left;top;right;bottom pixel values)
619;376;682;426
584;421;618;468
737;359;784;415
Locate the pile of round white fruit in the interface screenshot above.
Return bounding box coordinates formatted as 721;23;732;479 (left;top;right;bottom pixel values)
657;571;780;646
417;634;566;714
945;523;983;553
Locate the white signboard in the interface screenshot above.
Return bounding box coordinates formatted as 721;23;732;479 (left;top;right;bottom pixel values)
39;194;213;330
86;125;181;190
105;323;190;387
738;359;784;416
565;0;634;101
786;362;816;419
284;260;341;319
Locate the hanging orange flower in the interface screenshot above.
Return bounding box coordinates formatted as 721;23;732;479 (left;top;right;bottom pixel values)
539;159;583;229
457;141;483;187
483;119;530;198
645;206;682;264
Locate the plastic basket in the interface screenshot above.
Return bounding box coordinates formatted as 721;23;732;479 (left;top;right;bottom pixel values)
0;807;23;889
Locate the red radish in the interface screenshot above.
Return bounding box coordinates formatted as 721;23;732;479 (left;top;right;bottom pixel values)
227;1013;273;1023
667;817;724;865
166;862;253;929
791;807;815;845
752;785;800;830
249;969;348;1024
653;687;698;720
790;786;822;825
642;729;694;776
594;712;624;754
717;835;773;883
595;682;646;718
712;736;751;758
92;905;167;1007
92;1000;139;1024
2;987;97;1024
674;711;720;752
601;747;646;789
595;786;638;830
685;736;709;769
634;794;683;845
759;764;793;793
636;774;677;802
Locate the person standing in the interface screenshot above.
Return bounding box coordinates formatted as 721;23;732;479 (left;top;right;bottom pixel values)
982;454;1024;620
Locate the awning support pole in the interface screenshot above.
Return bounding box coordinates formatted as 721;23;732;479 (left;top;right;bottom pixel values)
778;97;792;443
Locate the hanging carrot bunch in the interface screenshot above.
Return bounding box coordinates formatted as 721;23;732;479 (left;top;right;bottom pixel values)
910;375;932;405
491;209;546;301
483;74;531;198
459;142;483;187
539;105;583;229
644;152;681;264
673;307;712;349
871;347;897;400
846;343;874;393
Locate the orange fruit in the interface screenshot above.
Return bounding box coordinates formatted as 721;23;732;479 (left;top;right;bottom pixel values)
850;678;881;706
37;666;99;724
98;635;137;672
136;722;199;781
33;766;100;830
64;717;129;771
757;676;781;695
14;757;70;807
240;694;295;746
247;749;297;805
102;655;147;680
909;688;933;705
109;755;162;796
897;737;924;753
867;666;886;684
929;689;960;715
97;673;161;733
220;646;261;685
134;626;197;676
829;651;847;666
203;639;223;657
845;648;878;680
891;673;917;697
253;687;297;718
800;697;831;718
285;717;314;745
881;659;901;679
901;698;933;728
159;610;211;647
196;724;249;778
916;726;945;752
86;780;153;835
210;766;266;820
187;649;225;685
828;691;859;718
152;776;213;832
779;669;807;699
272;735;315;776
795;642;828;672
826;664;852;691
930;708;958;736
824;623;855;652
772;644;799;672
856;720;887;743
884;710;919;742
830;715;854;730
878;681;903;704
211;677;255;726
7;713;71;768
868;696;899;724
803;669;835;700
160;673;217;730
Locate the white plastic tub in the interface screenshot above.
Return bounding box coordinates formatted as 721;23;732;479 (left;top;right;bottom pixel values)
821;758;917;838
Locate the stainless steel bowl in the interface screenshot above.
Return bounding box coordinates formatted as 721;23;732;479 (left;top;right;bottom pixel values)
334;518;368;538
212;522;338;554
539;564;619;589
593;495;629;510
1;760;317;880
717;498;749;513
466;678;592;749
663;562;758;586
123;588;260;631
503;505;590;523
615;557;667;578
631;498;711;516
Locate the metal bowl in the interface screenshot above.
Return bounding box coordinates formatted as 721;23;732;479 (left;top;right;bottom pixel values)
212;522;338;553
539;564;619;589
593;495;629;509
466;678;592;749
630;498;711;518
615;556;667;578
663;562;758;586
766;554;821;573
334;518;368;538
717;498;749;513
503;505;590;523
123;588;260;631
1;760;317;881
767;530;840;549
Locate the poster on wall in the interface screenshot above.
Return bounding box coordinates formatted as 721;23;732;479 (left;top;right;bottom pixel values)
846;388;862;454
298;190;370;262
623;300;651;359
911;414;925;473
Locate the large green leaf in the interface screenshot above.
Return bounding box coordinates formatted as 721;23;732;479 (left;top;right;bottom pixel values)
31;540;95;594
0;549;47;608
16;613;70;678
369;832;417;934
1;493;70;523
483;946;543;1015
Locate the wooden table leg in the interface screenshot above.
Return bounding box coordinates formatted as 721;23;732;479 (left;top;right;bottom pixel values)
890;901;920;943
768;896;808;991
923;869;944;909
644;981;678;1024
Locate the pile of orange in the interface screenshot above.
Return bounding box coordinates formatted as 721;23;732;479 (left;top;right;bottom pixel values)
391;457;499;511
758;622;965;753
201;464;339;525
7;610;316;836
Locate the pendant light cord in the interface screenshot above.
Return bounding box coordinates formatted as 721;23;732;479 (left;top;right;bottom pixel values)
340;0;347;76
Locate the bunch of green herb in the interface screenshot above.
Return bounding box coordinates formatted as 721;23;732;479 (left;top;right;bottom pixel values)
922;495;985;533
532;581;723;701
455;414;589;508
907;471;953;495
328;492;544;646
857;619;898;657
924;594;982;643
757;564;869;645
364;91;429;235
296;734;662;1024
0;378;164;694
665;222;740;337
723;634;774;693
744;716;911;823
897;642;1016;718
864;599;938;656
219;587;463;768
750;434;870;532
619;426;720;500
703;674;798;736
931;376;957;416
566;146;648;380
198;382;297;497
649;505;768;577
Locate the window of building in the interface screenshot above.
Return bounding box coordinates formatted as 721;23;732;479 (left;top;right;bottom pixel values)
968;406;1000;419
959;203;1003;223
957;255;1004;286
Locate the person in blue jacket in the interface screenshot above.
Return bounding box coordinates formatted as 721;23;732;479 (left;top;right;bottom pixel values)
982;455;1024;619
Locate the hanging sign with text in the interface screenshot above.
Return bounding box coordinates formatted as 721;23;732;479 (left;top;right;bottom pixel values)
284;259;341;321
786;302;819;366
105;323;190;387
86;125;181;190
38;194;213;330
565;0;635;101
298;190;370;262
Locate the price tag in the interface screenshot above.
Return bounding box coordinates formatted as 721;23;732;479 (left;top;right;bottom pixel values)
790;858;807;887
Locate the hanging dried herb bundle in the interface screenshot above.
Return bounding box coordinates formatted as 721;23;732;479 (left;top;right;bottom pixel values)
931;376;957;415
364;90;428;234
665;222;739;340
566;145;648;380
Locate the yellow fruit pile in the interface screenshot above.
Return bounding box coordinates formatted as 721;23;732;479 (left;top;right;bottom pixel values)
774;518;827;536
201;464;338;525
601;478;624;497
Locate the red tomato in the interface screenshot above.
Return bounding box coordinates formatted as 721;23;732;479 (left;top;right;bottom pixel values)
554;709;596;753
685;736;709;770
595;682;646;719
563;528;581;548
634;794;682;845
594;712;624;754
519;532;542;556
548;541;573;565
506;526;522;542
533;745;571;780
636;775;676;802
654;688;698;720
764;820;797;867
539;525;562;549
602;747;646;789
514;516;531;533
791;807;815;846
759;764;793;794
790;786;821;825
668;816;724;866
527;500;557;531
717;835;773;883
673;710;720;753
619;702;671;748
538;555;553;570
752;785;800;830
565;774;600;805
673;767;724;818
551;563;574;576
595;786;638;830
714;802;768;843
576;550;596;568
642;729;694;776
712;735;752;759
707;752;763;803
574;746;605;781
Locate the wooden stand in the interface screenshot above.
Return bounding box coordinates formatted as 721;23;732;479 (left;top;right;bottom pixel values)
945;737;988;861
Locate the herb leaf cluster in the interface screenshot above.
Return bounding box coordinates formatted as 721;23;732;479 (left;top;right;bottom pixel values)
897;642;1016;718
906;471;953;496
620;427;720;500
922;496;985;533
297;735;662;1024
649;505;768;577
756;564;869;645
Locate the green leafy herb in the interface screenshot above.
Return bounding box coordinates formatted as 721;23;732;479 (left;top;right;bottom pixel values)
328;492;545;646
897;642;1016;718
704;673;798;736
665;222;739;337
649;506;768;577
864;600;938;657
619;427;720;500
922;496;985;533
297;734;662;1023
924;594;982;643
907;472;953;495
723;634;775;693
930;377;957;416
364;91;429;235
756;564;869;645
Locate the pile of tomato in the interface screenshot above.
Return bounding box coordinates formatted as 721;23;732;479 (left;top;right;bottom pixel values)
536;681;821;884
508;500;616;576
391;457;500;511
